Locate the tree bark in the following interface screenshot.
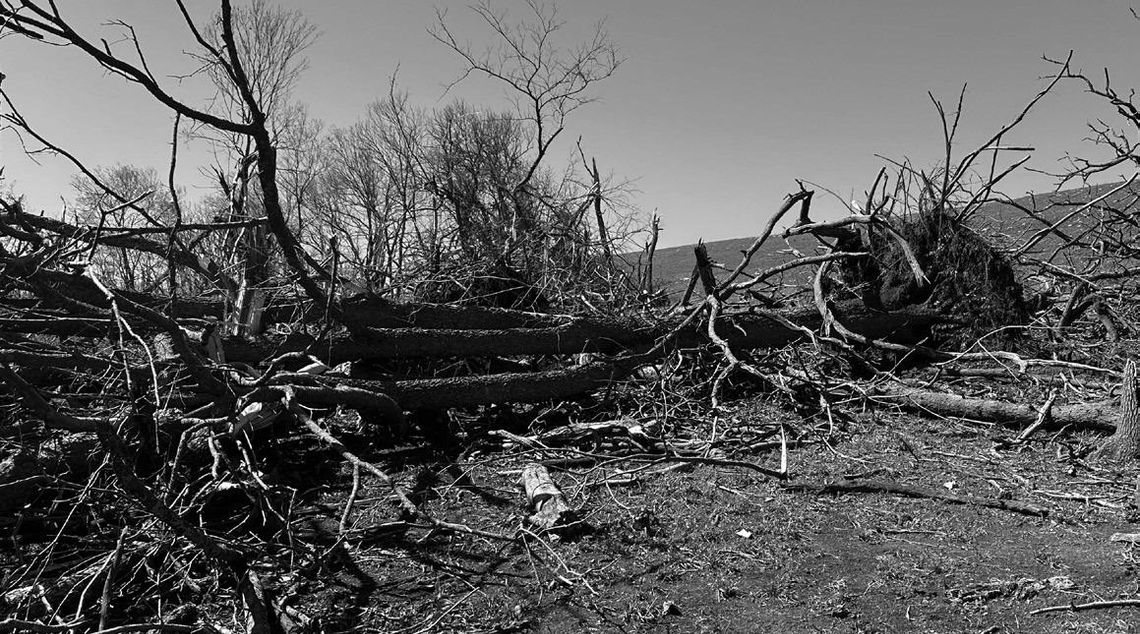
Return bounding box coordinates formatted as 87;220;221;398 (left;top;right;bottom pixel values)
243;363;631;412
879;384;1117;432
221;304;944;364
337;361;633;409
1094;359;1140;460
521;463;576;531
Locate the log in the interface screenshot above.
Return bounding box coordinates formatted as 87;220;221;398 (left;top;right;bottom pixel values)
0;293;576;341
0;317;112;337
222;304;945;364
520;463;577;531
321;361;634;410
222;322;656;363
250;362;633;411
335;295;568;330
879;384;1117;432
1;289;573;331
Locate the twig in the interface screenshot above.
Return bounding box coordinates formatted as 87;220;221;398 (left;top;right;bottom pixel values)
339;463;361;536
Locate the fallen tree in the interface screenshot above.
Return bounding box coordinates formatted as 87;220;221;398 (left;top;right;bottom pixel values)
3;2;1138;631
873;383;1117;433
217;301;944;364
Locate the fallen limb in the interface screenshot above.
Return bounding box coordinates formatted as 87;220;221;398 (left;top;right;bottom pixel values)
6;207;237;292
0;364;102;432
1030;598;1140;615
222;322;656;363
0;621;200;634
337;361;637;409
281;388;510;541
223;302;944;364
875;384;1116;432
782;479;1049;517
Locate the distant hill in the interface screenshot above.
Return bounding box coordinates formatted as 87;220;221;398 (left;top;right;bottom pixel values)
973;179;1140;252
638;235;817;299
634;180;1140;299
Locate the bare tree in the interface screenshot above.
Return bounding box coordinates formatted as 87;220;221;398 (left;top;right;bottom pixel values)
431;0;622;224
70;164;173;292
198;0;317;134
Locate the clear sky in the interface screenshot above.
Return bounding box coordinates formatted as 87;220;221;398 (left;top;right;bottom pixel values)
1;1;1138;247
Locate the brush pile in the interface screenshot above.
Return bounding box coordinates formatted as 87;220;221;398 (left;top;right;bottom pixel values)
2;4;1140;632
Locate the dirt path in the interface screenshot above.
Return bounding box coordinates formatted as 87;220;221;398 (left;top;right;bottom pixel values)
280;407;1139;633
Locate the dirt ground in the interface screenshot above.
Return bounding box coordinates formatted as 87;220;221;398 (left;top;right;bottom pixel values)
256;397;1140;634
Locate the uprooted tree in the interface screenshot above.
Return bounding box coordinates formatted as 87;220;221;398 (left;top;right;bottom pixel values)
2;1;1140;631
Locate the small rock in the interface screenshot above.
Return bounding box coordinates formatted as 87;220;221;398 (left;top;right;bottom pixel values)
662;601;682;616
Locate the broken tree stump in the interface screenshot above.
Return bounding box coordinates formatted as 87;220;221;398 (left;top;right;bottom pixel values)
1094;359;1140;461
520;463;577;532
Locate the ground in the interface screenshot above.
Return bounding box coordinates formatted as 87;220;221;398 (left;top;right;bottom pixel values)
259;398;1140;633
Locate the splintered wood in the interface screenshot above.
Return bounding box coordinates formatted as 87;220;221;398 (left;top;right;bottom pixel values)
520;463;577;532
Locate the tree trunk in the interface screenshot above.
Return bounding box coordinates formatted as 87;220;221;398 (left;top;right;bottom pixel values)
1094;360;1140;461
878;384;1117;432
220;304;944;364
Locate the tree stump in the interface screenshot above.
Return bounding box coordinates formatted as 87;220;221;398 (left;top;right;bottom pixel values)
1095;359;1140;461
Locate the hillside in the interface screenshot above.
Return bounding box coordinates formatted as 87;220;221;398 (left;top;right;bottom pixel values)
639;180;1140;299
639;234;820;299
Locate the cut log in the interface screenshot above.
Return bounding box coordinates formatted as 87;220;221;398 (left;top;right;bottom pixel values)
520;463;577;531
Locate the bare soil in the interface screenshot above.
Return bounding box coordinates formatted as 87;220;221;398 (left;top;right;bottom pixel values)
259;400;1140;633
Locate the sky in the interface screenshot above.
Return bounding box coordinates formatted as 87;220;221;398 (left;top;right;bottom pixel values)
1;1;1139;247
